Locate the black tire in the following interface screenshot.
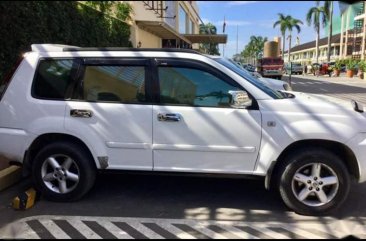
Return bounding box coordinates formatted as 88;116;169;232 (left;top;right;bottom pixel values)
276;147;351;216
32;141;96;202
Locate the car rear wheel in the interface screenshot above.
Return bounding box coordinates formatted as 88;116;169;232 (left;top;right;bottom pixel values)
277;148;350;216
32;142;96;202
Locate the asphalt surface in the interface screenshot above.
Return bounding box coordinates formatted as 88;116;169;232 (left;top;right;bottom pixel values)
1;75;366;239
284;74;366;105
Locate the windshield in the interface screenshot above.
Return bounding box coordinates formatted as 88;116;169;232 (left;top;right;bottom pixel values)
213;58;285;99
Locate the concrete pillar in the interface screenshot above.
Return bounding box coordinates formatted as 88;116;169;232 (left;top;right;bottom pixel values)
340;12;345;58
362;1;366;60
345;9;350;58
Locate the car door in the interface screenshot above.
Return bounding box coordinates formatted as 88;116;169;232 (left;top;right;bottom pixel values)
65;58;154;170
152;58;262;174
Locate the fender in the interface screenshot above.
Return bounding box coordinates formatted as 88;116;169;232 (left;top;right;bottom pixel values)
25;116;107;169
254;103;360;176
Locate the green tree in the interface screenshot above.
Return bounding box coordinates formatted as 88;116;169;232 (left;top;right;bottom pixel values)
321;1;333;62
286;17;303;63
273;13;290;59
273;14;303;62
250;35;268;61
241;35;267;64
199;23;220;55
84;1;133;22
0;1;133;80
307;3;329;63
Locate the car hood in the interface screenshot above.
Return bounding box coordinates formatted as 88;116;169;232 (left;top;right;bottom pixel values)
291;92;361;110
258;91;366;131
258;77;287;90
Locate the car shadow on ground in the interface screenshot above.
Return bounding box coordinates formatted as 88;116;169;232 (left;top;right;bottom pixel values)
1;173;366;238
89;173;366;220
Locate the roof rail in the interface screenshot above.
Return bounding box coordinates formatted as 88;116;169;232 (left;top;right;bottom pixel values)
31;44;80;52
62;47;201;54
31;45;202;55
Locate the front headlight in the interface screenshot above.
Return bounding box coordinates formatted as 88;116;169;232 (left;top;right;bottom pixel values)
283;83;292;91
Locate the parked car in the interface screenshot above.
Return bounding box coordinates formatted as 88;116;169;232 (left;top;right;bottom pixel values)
224;58;292;91
284;63;303;75
242;63;256;72
1;44;365;215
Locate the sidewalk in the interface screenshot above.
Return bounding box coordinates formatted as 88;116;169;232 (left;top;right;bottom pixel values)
0;156;22;192
0;156;9;171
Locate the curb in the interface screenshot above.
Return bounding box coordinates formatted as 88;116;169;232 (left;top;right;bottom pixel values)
0;166;22;192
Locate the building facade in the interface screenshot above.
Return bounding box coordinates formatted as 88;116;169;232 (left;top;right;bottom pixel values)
283;34;343;65
127;1;227;50
283;1;366;64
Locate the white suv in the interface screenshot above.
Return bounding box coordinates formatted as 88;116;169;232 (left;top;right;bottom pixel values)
1;44;365;215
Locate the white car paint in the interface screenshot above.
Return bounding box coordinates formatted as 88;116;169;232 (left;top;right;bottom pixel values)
152;105;262;173
0;44;365;185
258;77;290;91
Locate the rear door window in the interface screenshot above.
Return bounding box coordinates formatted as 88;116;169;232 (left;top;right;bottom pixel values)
32;59;80;100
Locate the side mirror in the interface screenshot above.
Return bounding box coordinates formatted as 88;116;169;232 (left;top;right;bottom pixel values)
228;90;252;109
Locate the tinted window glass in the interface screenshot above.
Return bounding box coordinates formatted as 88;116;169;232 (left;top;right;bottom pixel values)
82;65;146;103
159;67;241;107
33;59;75;99
214;58;285;99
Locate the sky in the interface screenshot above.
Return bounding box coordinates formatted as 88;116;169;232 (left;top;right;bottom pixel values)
197;1;340;58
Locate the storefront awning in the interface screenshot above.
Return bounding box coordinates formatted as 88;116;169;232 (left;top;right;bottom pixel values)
182;34;228;44
136;21;191;43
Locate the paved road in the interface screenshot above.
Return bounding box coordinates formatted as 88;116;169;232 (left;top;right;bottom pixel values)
1;77;366;239
1;173;366;239
283;74;366;105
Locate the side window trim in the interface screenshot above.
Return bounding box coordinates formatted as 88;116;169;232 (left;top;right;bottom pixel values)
71;58;153;104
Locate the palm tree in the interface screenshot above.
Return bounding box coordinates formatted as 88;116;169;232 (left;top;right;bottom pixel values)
318;1;333;62
273;14;303;62
273;13;290;60
250;35;268;62
199;23;220;55
307;3;329;64
199;23;217;35
241;35;267;65
286;17;303;63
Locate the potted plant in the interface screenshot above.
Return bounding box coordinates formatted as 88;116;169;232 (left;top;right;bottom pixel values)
345;59;356;78
357;60;365;79
333;59;342;77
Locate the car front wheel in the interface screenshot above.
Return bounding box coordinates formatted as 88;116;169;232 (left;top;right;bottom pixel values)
32;142;96;202
277;148;351;216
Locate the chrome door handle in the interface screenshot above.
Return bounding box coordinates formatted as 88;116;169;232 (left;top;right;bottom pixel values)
157;113;181;122
70;109;93;118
